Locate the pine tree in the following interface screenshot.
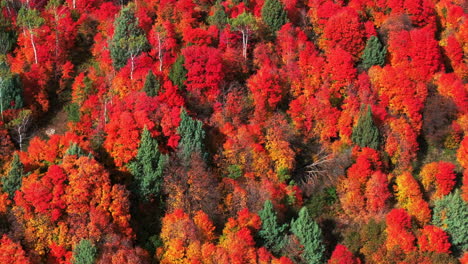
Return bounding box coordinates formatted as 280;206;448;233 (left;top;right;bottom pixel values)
0;13;16;55
128;127;168;200
208;1;228;29
0;61;23;119
290;207;325;264
361;36;387;69
258;200;288;254
433;190;468;252
72;239;97;264
262;0;288;33
351;105;380;149
177;108;206;161
110;5;149;70
169;55;187;89
143;70;160;97
65;102;80;123
65;143;86;157
2;153;23;198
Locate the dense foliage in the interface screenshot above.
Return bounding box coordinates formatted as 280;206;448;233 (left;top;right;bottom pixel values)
0;0;466;263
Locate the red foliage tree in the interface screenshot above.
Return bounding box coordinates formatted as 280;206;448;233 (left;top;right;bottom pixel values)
104;93;159;167
15;165;67;222
324;47;357;96
149;21;178;73
404;0;436;27
339;147;389;218
420;162;456;199
0;235;31;264
365;171;391;214
328;244;361;264
408;27;442;81
385;208;416;253
0;124;14;170
417;225;451;254
182;45;224;105
276;23;308;86
322;8;365;58
48;243;72;264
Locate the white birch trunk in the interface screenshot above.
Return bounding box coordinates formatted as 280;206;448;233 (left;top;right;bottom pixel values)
157;34;163;72
130;54;135;80
0;79;3;122
29;29;38;64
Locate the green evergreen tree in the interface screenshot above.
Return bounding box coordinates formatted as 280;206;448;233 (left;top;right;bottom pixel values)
65;143;86;157
110;5;149;70
361;36;387;69
290;207;325;264
0;61;23;120
0;12;16;55
72;239;97;264
2;153;23;198
208;1;228;29
128;127;168;200
169;55;187;89
258;200;288;254
65;102;80;123
261;0;288;33
143;70;160;97
177;108;206;161
351;105;380;149
433;190;468;252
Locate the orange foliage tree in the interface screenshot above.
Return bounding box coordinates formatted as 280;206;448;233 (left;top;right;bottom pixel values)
417;225;451;254
338;147;390;219
394;171;431;224
0;235;32;264
385;208;416;254
420;162;456;200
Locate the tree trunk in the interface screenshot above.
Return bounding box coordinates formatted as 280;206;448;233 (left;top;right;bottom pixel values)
17;126;23;151
130;54;135;80
0;81;3;122
242;30;247;59
29;29;38;64
157;34;163;72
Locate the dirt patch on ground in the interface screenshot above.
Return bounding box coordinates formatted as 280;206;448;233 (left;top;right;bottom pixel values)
30;107;69;140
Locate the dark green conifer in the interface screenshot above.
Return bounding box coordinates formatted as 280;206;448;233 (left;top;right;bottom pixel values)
351;106;380;149
65;143;86;157
361;36;387;69
169;55;187;89
433;190;468;252
110;5;149;70
208;1;228;29
72;239;97;264
2;153;23;198
143;71;160;97
290;207;325;264
65;102;80;123
258;200;288;254
177;109;206;161
0;12;16;55
0;61;23;117
128;127;168;200
261;0;288;33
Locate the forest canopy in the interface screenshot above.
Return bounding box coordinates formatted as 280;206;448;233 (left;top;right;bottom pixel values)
0;0;467;263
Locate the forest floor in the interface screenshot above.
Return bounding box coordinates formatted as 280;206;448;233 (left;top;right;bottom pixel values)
30;106;68;141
